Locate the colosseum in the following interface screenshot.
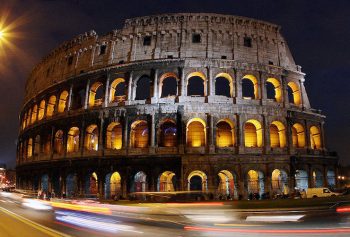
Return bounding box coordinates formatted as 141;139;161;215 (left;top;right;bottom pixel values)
16;13;339;200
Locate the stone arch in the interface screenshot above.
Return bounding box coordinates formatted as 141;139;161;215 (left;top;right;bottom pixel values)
67;127;79;153
135;75;151;100
187;71;206;96
46;95;56;117
188;170;207;191
312;169;323;188
130;120;149;148
85;172;98;196
105;171;121;199
271;169;289;194
242;74;259;99
40;174;49;193
216;119;235;147
244;119;263;147
89;82;104;107
327;170;336;187
58;90;69;113
217;170;236;198
34;135;41;156
159;119;177;147
310;126;322;149
31;105;38;124
215;73;234;97
266;78;282;102
270;121;286;148
38;100;46;120
66;173;78;198
159;72;178;98
158;171;176;192
295;169;308;191
27;138;33;158
247;170;264;197
109;78;126;103
133;171;147;192
54;130;64;155
186;118;206;147
292;123;305;148
287;81;301;105
106;122;122;149
84;124;99;151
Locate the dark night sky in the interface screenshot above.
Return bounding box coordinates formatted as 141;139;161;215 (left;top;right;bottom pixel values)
0;0;349;168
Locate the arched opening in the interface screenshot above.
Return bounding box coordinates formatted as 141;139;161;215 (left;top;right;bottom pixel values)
105;172;121;199
31;105;37;124
85;172;98;196
38;100;46;120
287;81;301;105
27;138;33;158
133;171;147;192
106;122;122;150
71;88;85;110
327;170;335;187
135;75;151;100
89;82;104;107
186;118;206;147
159;120;177;147
67;127;79;153
247;170;264;197
242;75;258;99
54;130;64;155
270;121;286;148
266;78;282;102
187;72;206;96
292;123;305;148
217;170;235;198
46;95;56;117
27;109;32;125
34;135;41;156
312;170;323;188
84;124;99;151
216;120;235;147
130;120;149;148
158;171;176;192
310;126;322;150
295;170;308;191
43;134;52;155
66;173;78;198
244;119;263;147
58;90;69;113
159;73;178;98
22;112;27;129
215;73;233;97
109;78;126;103
40;174;49;193
271;169;289;194
188;170;207;191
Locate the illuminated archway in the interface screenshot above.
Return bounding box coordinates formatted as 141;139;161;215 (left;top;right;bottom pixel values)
85;172;98;196
135;75;151;100
266;78;282;102
58;90;69;113
54;130;64;155
247;170;264;197
270;121;286;148
188;170;207;191
295;170;308;191
38;100;45;120
244;119;262;147
105;172;121;199
67;127;79;153
215;73;234;97
31;105;37;124
46;95;56;117
187;72;206;96
216;119;235;147
34;135;41;156
130;120;149;148
66;173;78;198
271;169;289;194
84;124;99;151
186;118;206;147
312;170;323;188
159;120;177;147
292;123;305;148
242;74;258;99
89;82;104;107
310;126;322;149
159;72;178;98
27;138;33;158
133;171;147;192
109;78;126;103
158;171;176;192
106;122;122;149
287;81;301;105
40;174;49;193
217;170;235;198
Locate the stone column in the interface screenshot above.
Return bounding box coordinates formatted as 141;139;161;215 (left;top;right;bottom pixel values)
180;67;186;96
320;121;326;150
99;112;104;153
151;113;156;147
282;76;289;108
299;80;305;108
67;83;73;111
84;79;90;109
238;115;245;153
123;116;129;149
104;72;111;107
263;116;270;154
151;69;159;103
208;114;215;153
235;70;243;100
127;72;133;103
260;72;267;104
207;66;213;96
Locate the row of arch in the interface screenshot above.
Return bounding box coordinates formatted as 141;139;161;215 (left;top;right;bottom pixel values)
20;118;322;161
21;72;302;130
37;168;336;199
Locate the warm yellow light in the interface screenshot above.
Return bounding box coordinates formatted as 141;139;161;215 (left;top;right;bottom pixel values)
0;30;4;39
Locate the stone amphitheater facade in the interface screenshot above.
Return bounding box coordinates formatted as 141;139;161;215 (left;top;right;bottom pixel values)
16;13;338;199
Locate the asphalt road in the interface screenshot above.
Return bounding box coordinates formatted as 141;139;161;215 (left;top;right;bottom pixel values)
1;192;350;237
